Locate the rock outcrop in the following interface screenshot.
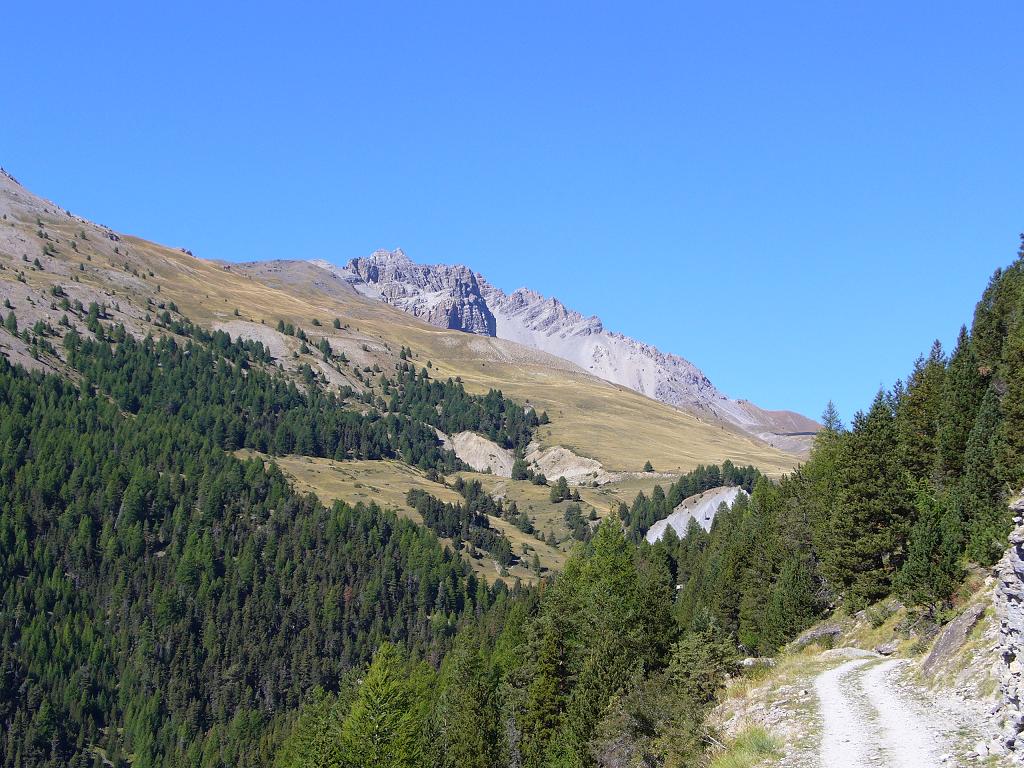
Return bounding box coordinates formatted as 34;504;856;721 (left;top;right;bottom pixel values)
331;250;495;335
441;430;619;485
994;496;1024;761
315;250;819;452
447;431;514;476
921;601;986;678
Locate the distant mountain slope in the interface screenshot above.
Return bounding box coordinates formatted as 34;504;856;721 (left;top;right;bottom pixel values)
311;249;819;452
0;168;803;476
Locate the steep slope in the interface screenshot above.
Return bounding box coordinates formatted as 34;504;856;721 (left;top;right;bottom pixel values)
644;485;748;543
311;249;818;452
345;249;495;334
0;168;802;476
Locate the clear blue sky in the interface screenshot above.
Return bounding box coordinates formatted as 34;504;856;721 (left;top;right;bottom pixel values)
2;2;1021;422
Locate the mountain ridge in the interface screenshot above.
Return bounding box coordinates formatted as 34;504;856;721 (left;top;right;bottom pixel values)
0;168;804;477
313;248;819;452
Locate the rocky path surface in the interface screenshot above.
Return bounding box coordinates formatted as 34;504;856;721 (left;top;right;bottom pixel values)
813;655;992;767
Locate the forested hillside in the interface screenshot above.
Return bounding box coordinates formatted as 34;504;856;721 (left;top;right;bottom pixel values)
0;320;533;766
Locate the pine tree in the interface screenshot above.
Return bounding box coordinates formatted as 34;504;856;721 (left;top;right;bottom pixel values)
512;457;531;480
430;631;497;768
735;479;780;652
896;341;946;481
821;400;844;433
894;487;963;612
339;643;425;768
520;621;567;768
996;305;1024;488
550;476;570;503
762;556;819;651
274;687;345;768
936;326;985;480
829;391;914;608
963;388;1009;564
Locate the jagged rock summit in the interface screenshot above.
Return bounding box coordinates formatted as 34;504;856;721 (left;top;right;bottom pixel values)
336;249;495;335
315;249;819;452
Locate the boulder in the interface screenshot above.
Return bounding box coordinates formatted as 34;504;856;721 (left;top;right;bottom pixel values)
793;624;843;649
921;602;986;677
739;657;776;669
874;641;899;656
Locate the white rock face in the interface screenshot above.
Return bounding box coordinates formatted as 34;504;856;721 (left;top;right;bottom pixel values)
448;431;515;476
444;431;618;485
645;486;747;543
324;250;495;335
317;249;819;452
524;442;615;486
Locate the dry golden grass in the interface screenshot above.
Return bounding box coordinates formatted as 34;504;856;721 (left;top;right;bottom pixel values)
243;453;464;516
452;470;672;544
235;454;679;583
236;452;572;585
2;177;800;479
101;233;798;476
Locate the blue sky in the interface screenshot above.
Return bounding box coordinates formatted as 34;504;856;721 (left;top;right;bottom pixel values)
2;2;1021;422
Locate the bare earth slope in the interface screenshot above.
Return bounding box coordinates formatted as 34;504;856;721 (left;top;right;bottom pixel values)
0;168;801;476
645;486;748;543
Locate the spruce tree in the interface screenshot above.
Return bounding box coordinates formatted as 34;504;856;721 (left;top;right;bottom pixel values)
429;631;497;768
274;687;345;768
894;487;963;612
996;305;1024;488
936;326;984;480
821;400;844;432
339;643;425;768
830;391;914;608
963;388;1009;564
762;556;819;651
520;622;567;768
896;341;946;481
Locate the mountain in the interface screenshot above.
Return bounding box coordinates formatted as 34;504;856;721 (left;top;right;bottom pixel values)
0;168;802;481
313;248;819;452
345;249;496;335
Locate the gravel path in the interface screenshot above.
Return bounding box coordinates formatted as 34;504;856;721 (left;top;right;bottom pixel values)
815;658;876;768
862;659;950;767
815;656;960;767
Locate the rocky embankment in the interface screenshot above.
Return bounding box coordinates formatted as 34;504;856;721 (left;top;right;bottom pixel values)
994;496;1024;761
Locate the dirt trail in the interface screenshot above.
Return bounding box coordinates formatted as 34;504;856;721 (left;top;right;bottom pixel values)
814;655;974;767
815;658;876;767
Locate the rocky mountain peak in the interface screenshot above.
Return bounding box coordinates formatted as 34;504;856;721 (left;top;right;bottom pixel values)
484;282;604;338
331;250;496;335
326;249;818;452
